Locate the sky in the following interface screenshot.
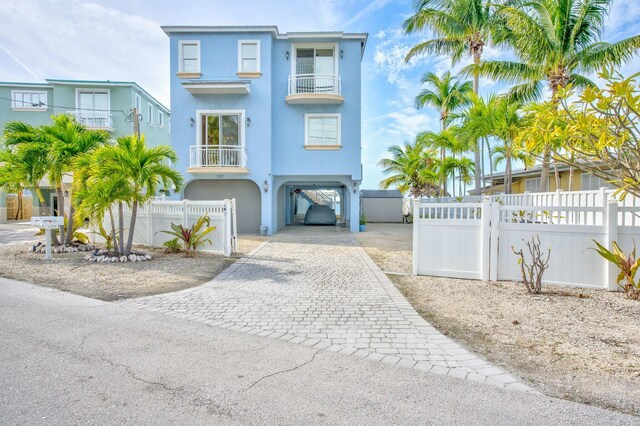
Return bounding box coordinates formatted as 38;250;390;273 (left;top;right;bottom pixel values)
1;0;640;189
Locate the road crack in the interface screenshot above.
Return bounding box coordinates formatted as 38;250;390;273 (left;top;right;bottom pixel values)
242;350;321;392
100;355;182;392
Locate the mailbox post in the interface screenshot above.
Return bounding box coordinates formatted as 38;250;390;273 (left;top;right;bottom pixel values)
31;216;64;260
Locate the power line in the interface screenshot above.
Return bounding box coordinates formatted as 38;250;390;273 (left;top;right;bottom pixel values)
0;95;130;117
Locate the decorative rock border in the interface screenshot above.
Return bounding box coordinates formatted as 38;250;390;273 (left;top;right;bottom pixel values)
85;250;152;263
30;243;94;253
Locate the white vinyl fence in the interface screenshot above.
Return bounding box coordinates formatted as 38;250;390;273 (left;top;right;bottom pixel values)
413;189;640;290
94;199;238;256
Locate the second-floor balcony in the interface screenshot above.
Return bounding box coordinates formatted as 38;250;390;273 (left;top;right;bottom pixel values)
286;74;343;104
188;145;249;174
68;111;114;131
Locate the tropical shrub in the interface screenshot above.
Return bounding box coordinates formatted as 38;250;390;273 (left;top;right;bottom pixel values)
512;235;550;294
359;213;367;225
162;238;182;254
592;240;640;300
158;214;216;257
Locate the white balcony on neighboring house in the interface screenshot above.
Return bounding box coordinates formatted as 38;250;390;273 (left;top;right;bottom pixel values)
68;111;114;131
187;145;249;174
286;74;343;104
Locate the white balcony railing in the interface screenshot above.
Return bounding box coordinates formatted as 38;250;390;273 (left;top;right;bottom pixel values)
189;145;247;168
288;74;341;96
68;111;113;129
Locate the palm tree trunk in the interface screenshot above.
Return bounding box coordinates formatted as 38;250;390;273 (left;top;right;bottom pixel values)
15;193;22;220
440;118;448;196
472;47;482;192
33;187;50;215
124;200;138;255
539;149;551;192
554;162;560;190
480;137;485;195
505;155;513;195
56;186;66;243
108;207;118;256
118;201;125;255
568;166;574;191
63;203;75;246
486;139;494;195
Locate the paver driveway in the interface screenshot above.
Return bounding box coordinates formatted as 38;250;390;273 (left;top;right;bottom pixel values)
126;226;529;391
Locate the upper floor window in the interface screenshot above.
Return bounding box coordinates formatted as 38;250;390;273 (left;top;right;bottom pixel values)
305;113;340;147
12;90;47;110
179;40;200;74
134;94;142;112
148;103;153;125
581;172;612;190
158;110;164;128
525;177;540;193
294;45;336;76
238;40;260;74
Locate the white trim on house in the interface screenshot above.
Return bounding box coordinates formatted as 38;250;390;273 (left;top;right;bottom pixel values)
238;39;261;74
195;109;246;147
10;90;47;111
75;88;110;111
158;110;164;128
304;113;341;148
134;93;142;112
148;103;154;126
178;40;201;74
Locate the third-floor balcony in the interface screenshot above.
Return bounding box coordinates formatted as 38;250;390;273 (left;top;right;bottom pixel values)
286;74;343;104
187;145;249;174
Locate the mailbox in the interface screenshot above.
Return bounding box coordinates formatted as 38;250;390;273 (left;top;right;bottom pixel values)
31;216;64;229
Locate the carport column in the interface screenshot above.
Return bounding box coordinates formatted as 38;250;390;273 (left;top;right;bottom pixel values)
350;185;360;232
262;178;273;235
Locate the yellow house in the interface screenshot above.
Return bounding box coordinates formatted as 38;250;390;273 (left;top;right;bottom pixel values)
473;165;614;195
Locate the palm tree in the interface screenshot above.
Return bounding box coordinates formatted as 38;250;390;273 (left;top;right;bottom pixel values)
378;142;443;197
2;122;50;215
0;150;28;220
404;0;501;191
466;0;640;191
413;72;472;193
41;114;108;245
90;135;183;255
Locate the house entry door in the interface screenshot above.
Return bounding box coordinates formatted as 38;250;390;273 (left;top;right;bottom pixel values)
295;48;335;93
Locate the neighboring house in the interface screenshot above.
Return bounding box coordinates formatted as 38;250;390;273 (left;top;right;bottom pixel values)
361;190;404;223
0;79;170;222
163;25;367;234
471;164;614;195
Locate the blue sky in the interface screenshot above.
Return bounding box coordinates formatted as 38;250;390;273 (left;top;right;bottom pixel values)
1;0;639;189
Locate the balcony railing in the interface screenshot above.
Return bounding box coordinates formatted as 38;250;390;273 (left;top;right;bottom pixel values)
189;145;247;168
288;74;341;96
68;111;113;129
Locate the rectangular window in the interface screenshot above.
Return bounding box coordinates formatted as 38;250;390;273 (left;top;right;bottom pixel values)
200;113;241;146
158;110;164;128
148;104;153;125
12;90;47;110
135;94;141;112
238;40;260;73
293;44;337;94
580;172;611;190
525;177;541;193
179;40;200;74
305;114;340;146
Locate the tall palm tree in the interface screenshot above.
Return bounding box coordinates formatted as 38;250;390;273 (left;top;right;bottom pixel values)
41;114;108;245
0;150;28;220
414;72;472;194
91;135;183;255
404;0;501;191
378;142;443;197
466;0;640;191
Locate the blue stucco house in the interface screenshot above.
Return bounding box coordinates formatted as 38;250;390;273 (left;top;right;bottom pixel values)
163;25;367;234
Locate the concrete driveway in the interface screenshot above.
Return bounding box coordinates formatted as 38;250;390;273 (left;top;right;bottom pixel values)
0;277;636;425
0;222;42;246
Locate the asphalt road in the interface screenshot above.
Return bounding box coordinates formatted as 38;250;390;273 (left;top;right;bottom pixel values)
0;277;637;425
0;223;43;246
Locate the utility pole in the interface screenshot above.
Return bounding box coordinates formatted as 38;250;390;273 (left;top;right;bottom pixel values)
132;108;140;140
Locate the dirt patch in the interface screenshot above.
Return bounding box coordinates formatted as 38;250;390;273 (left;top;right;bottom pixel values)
0;236;266;301
356;223;640;415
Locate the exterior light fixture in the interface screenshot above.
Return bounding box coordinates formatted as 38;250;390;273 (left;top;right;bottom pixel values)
246;117;251;126
286;51;289;60
189;117;195;127
263;180;269;193
340;49;344;58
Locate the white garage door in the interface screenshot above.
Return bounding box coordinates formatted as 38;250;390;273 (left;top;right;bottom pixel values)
185;179;261;234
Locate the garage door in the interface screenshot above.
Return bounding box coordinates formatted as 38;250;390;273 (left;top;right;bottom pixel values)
184;179;261;234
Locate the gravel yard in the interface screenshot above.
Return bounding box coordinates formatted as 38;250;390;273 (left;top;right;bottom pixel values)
0;235;265;301
355;223;640;415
